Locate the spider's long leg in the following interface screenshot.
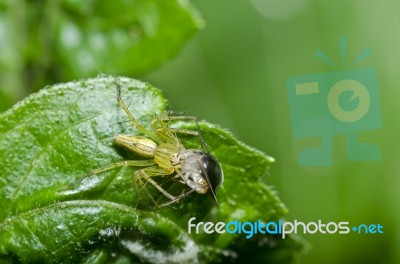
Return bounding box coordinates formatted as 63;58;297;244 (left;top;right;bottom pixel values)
157;127;199;136
150;114;197;129
151;115;198;141
153;114;209;151
158;115;197;122
58;160;156;196
116;84;159;142
135;166;176;201
156;124;209;152
87;160;156;176
73;159;156;186
159;189;195;208
134;176;158;207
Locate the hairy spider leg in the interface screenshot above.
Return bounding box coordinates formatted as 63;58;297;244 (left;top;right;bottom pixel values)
135;168;196;208
152;114;209;152
159;189;196;208
59;159;156;195
64;159;156;187
134;175;159;207
157;127;199;136
134;168;192;208
86;160;156;176
152;115;197;132
152;114;197;130
134;166;178;203
116;84;159;142
84;160;176;207
151;115;200;144
196;123;210;153
157;114;197;123
149;115;178;143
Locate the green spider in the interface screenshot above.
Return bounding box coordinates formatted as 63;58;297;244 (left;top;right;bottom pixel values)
84;85;224;207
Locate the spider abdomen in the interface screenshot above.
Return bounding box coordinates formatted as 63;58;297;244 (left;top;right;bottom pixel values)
114;135;157;158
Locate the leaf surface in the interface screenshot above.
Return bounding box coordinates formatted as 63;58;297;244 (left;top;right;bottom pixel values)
0;76;305;263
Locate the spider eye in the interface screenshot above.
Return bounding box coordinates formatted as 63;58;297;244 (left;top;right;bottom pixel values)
200;153;224;193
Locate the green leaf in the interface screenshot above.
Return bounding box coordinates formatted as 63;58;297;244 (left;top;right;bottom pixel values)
0;0;202;108
0;76;305;263
0;200;199;263
56;0;203;78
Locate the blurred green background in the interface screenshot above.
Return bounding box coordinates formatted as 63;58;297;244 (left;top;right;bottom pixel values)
147;1;399;263
1;0;399;263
